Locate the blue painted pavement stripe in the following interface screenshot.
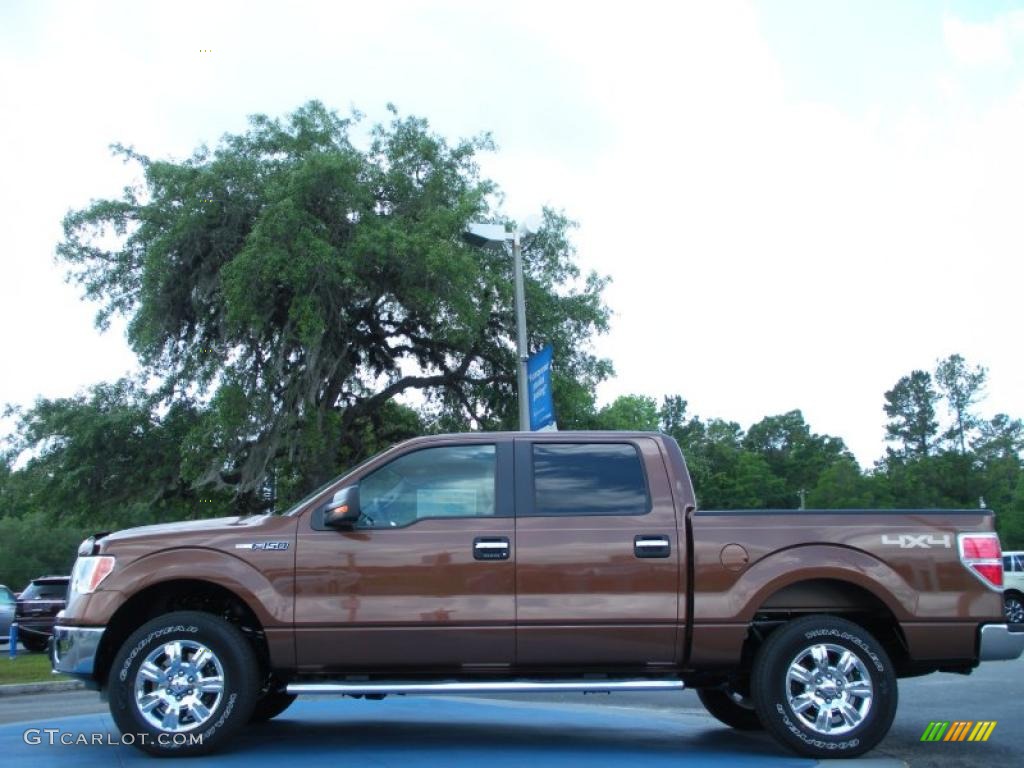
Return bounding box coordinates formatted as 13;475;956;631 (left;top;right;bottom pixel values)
0;696;816;767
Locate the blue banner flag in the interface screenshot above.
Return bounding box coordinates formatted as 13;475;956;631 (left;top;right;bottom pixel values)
527;345;556;431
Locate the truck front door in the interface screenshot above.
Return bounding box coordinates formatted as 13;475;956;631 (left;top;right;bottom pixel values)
294;439;515;672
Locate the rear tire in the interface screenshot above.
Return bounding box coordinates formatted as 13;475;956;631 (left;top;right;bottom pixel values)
751;615;897;758
697;687;762;730
1004;593;1024;625
108;610;260;756
249;690;296;722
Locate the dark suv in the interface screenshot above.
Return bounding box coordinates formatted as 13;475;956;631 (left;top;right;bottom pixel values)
16;576;69;652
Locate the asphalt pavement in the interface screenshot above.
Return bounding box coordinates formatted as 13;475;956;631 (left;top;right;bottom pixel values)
0;657;1019;767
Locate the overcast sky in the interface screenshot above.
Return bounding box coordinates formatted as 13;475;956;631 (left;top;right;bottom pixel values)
1;0;1022;466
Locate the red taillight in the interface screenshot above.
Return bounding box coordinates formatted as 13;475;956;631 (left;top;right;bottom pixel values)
961;536;1001;560
958;533;1003;589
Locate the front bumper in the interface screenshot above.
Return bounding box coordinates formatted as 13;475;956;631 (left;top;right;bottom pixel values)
979;623;1024;661
51;625;105;677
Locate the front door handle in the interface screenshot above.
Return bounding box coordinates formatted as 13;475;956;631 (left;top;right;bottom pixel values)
473;537;510;561
634;535;671;558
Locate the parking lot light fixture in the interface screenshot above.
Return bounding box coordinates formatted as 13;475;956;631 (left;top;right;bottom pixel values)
463;222;531;431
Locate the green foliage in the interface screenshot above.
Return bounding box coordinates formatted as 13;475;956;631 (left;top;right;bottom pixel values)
649;356;1021;522
0;514;89;590
594;395;659;431
935;354;987;454
656;398;784;509
883;370;938;458
743;411;850;508
47;101;611;514
3;380;209;528
0;653;71;683
807;460;877;508
1000;476;1024;549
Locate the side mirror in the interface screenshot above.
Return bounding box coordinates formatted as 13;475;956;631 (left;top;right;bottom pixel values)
323;485;360;528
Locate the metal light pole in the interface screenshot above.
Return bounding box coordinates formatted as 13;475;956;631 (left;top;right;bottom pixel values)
463;222;532;431
510;230;530;431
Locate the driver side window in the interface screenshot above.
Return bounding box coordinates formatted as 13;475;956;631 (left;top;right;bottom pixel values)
357;444;497;529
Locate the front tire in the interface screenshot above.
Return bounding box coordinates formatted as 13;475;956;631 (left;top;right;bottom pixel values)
751;615;897;758
1005;593;1024;624
697;687;762;730
108;611;260;756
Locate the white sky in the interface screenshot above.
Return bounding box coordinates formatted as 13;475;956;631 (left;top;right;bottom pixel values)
1;0;1022;467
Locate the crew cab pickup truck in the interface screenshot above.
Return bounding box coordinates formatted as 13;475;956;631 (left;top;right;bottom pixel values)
52;432;1024;757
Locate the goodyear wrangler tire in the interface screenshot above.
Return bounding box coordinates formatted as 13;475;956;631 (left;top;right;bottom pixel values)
751;615;897;758
108;610;259;756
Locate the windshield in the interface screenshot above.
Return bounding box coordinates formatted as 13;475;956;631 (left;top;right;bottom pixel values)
21;581;68;600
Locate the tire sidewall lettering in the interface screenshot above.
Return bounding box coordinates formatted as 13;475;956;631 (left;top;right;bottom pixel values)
119;624;200;683
802;627;885;672
775;703;861;751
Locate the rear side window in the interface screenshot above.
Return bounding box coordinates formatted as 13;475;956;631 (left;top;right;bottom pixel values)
532;443;650;516
21;581;68;600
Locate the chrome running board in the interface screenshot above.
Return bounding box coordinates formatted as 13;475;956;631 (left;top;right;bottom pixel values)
287;679;685;695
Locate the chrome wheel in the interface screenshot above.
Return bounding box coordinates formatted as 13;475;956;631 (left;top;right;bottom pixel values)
133;640;225;733
785;642;873;736
1006;595;1024;624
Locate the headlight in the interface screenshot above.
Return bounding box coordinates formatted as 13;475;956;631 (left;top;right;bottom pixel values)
70;556;116;594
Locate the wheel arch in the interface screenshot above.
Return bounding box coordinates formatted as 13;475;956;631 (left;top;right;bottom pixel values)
748;577;910;674
93;578;270;689
735;545;916;624
723;546;918;676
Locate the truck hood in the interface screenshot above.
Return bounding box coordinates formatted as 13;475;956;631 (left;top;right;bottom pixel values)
101;514;277;544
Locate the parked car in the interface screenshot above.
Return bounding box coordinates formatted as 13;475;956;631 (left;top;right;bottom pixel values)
0;585;15;641
1004;551;1024;624
52;432;1022;758
16;576;69;651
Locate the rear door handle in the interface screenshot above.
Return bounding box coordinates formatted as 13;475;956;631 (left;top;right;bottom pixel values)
634;535;671;558
473;537;510;561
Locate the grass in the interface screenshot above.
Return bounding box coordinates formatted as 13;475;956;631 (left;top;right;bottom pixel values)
0;649;69;685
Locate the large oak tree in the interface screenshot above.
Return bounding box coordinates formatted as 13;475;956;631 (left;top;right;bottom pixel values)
54;102;611;513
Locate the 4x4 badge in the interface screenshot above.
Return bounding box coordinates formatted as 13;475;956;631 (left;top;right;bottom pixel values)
234;541;290;551
881;534;952;549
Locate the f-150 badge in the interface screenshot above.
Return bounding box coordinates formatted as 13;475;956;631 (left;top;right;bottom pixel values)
881;534;952;549
235;541;290;551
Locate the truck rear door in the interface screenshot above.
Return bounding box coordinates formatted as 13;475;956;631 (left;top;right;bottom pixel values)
513;435;684;667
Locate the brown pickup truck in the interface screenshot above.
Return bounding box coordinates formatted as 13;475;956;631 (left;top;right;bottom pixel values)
51;432;1023;757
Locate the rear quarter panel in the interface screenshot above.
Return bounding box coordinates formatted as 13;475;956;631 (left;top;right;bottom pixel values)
689;510;1004;667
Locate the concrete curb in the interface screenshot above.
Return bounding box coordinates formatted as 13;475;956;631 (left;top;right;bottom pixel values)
0;680;85;697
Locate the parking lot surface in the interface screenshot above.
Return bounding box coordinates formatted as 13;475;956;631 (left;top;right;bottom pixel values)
0;694;859;767
1;657;1020;767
